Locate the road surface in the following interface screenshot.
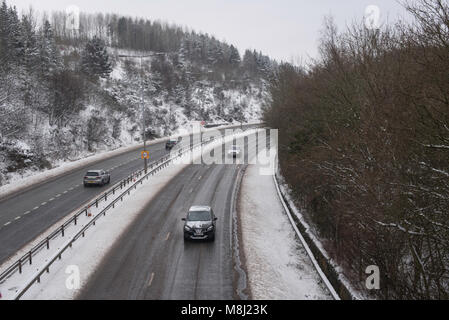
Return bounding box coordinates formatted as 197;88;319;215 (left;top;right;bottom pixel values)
78;135;257;299
0;125;256;265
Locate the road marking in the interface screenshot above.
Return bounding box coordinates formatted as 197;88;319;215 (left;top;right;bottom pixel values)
63;190;68;194
24;211;31;215
165;232;171;241
15;216;21;221
33;206;39;210
49;198;55;202
68;187;74;191
41;202;47;206
55;194;61;198
4;222;11;226
148;272;155;287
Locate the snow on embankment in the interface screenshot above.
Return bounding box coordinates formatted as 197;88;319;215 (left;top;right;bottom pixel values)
239;163;332;300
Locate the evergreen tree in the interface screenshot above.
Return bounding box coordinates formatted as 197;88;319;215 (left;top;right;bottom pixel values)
39;20;61;78
81;36;112;79
229;45;241;65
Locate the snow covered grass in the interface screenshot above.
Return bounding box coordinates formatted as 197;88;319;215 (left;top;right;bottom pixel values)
0;128;261;300
275;177;364;300
239;158;333;300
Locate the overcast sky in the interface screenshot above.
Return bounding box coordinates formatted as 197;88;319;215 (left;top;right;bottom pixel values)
8;0;412;62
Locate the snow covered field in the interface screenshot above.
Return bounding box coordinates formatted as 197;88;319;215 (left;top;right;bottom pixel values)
239;163;332;300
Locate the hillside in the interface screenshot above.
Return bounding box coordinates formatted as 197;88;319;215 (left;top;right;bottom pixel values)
0;1;275;185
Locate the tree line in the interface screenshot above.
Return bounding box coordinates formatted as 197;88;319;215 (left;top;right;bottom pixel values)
264;0;448;299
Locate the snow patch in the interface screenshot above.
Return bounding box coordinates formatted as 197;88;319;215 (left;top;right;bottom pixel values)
239;163;332;300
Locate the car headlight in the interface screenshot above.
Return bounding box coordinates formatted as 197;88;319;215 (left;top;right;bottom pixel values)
184;225;191;231
206;225;214;232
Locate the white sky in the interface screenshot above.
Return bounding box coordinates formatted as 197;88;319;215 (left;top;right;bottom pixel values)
8;0;412;62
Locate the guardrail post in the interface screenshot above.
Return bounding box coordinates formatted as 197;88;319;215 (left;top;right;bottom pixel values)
19;259;22;274
105;193;107;201
74;216;77;226
29;252;32;265
62;225;65;237
96;199;98;208
46;238;49;250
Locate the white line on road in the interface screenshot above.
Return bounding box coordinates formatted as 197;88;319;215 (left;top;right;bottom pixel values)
41;202;47;206
63;190;68;194
165;232;171;241
24;211;31;215
4;222;11;226
55;194;61;198
15;216;21;221
33;206;39;210
49;198;55;201
148;273;155;287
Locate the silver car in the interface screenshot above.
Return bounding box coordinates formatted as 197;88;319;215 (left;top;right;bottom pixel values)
83;170;111;187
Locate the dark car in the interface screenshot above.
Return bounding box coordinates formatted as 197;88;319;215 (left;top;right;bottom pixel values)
165;138;178;150
182;206;217;241
83;170;111;187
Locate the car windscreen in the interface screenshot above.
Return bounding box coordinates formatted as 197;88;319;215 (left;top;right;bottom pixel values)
187;211;211;221
86;172;99;176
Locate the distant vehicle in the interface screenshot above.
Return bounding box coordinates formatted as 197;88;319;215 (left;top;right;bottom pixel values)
83;170;110;187
165;138;178;150
182;206;217;241
227;145;241;158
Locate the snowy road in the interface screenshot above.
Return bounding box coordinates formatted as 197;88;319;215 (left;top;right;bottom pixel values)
77;134;257;299
0;125;255;265
0;142;165;264
78;162;244;299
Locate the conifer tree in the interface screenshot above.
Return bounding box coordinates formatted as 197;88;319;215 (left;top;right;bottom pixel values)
81;36;112;79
